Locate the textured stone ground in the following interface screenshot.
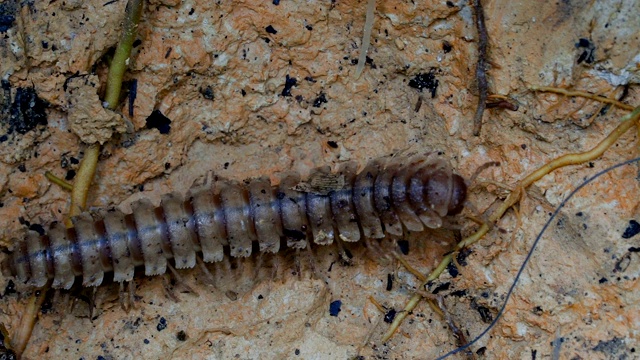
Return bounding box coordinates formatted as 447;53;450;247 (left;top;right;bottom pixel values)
0;0;639;359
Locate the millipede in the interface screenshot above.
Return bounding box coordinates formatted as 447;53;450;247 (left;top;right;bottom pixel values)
1;152;466;291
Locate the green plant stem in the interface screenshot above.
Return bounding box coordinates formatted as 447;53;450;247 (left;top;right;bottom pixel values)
104;0;143;110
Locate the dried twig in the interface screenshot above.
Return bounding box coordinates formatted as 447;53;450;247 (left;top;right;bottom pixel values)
472;0;489;136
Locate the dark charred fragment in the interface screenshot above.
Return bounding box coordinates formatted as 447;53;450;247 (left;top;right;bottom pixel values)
471;299;493;323
621;220;640;239
0;1;16;33
329;300;342;316
313;93;327;108
265;25;278;34
281;75;297;97
431;282;450;294
128;79;138;116
446;261;459;278
408;71;439;98
397;240;409;255
145;110;171;134
386;273;394;291
384;308;396;323
575;38;596;64
456;247;472;266
2;87;49;135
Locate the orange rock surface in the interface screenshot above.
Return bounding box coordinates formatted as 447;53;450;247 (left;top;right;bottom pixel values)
0;0;638;359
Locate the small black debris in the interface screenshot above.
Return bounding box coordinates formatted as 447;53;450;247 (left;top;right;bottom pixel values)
383;308;396;323
281;75;297;96
176;330;187;341
143;339;149;344
199;86;214;100
629;247;640;253
397;240;409;255
295;349;300;355
575;38;595;64
312;93;327;107
4;280;16;295
0;1;16;33
408;71;439;98
532;306;543;316
128;79;137;117
431;282;450;294
447;261;459;278
8;87;49;134
66;169;76;181
156;317;167;331
621;220;640;239
475;305;493;323
598;277;608;284
386;273;394;291
329;300;342;316
272;0;280;5
442;41;452;53
29;223;45;236
265;25;278;34
327;140;338;148
145;110;171;134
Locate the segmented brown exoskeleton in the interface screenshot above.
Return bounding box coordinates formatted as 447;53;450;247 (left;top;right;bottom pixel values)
2;152;466;289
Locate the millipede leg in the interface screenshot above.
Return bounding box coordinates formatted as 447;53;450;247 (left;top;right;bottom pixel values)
162;276;180;303
196;256;216;287
167;262;199;297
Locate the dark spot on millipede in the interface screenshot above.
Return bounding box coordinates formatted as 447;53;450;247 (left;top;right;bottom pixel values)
145;110;172;134
397;240;409;255
156;317;167;331
283;228;305;240
622;220;640;239
384;308;396;323
329;300;342;316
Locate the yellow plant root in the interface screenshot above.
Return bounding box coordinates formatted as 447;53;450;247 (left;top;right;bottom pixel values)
11;287;48;357
44;171;73;191
531;86;634;111
354;0;376;79
382;92;640;343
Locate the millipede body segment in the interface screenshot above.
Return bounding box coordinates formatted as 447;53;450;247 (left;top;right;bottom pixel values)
2;153;467;289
